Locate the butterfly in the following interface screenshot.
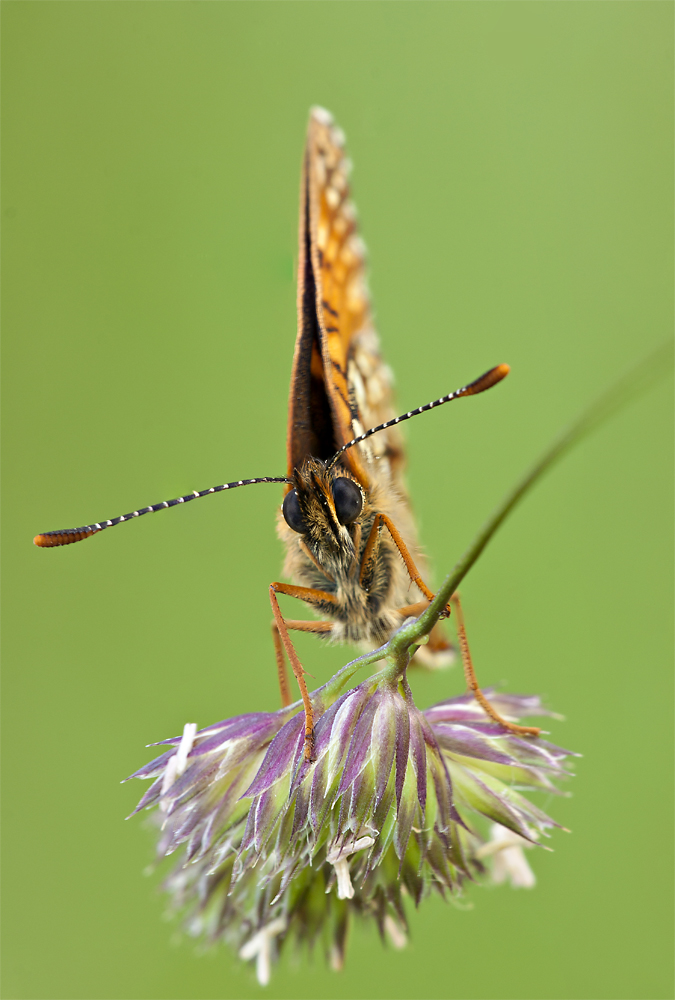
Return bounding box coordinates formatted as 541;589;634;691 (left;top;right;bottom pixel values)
34;107;518;759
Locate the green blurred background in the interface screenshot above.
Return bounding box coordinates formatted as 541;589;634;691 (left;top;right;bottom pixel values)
2;3;673;998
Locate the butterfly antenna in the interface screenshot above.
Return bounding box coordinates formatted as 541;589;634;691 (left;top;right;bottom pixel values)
33;477;292;547
327;363;510;470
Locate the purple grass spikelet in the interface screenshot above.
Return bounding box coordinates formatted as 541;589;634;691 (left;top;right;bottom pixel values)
125;618;577;983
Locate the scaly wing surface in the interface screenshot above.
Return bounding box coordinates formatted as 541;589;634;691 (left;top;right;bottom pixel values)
287;108;404;491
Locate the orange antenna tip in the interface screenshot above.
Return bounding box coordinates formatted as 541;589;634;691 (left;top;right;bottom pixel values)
33;534;55;547
479;363;510;390
461;364;511;396
34;528;98;547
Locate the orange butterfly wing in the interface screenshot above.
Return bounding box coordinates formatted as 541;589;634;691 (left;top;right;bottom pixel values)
287;108;404;490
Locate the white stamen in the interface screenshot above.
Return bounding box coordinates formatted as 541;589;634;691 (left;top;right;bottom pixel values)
239;917;285;986
159;755;177;806
159;722;198;810
174;722;197;776
326;836;375;900
476;824;537;888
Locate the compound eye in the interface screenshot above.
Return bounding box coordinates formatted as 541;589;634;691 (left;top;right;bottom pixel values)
332;477;363;525
282;489;306;533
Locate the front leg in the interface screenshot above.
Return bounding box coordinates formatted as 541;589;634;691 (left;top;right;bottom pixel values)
361;513;452;617
271;618;334;709
269;582;337;761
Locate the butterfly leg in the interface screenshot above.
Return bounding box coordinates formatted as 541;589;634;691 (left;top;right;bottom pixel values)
450;593;540;737
361;513;452;617
270;622;293;708
271;618;335;709
396;600;432;617
269;583;338;761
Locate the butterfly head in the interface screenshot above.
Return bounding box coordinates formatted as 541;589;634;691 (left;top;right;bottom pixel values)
282;458;364;556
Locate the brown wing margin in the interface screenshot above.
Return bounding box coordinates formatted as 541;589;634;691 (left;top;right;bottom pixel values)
285;143;341;483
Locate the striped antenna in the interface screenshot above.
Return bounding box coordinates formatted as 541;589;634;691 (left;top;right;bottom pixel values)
34;477;291;548
326;364;510;472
